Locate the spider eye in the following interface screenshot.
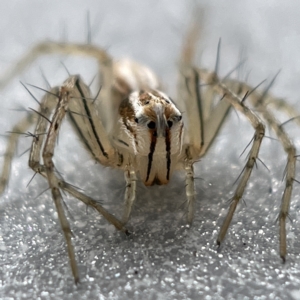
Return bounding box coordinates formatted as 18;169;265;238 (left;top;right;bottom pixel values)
135;118;139;123
167;120;173;128
147;121;156;129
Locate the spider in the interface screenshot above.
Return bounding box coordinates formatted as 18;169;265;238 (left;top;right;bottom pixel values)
0;22;298;284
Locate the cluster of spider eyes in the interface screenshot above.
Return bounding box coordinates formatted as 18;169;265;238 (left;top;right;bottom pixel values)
134;116;182;129
147;121;160;129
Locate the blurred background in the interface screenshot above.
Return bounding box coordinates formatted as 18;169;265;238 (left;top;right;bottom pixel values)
0;0;300;299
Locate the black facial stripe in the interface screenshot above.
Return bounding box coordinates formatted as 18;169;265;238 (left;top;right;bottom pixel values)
179;123;183;149
75;79;108;158
165;128;171;180
146;130;157;182
117;138;129;147
123;118;138;147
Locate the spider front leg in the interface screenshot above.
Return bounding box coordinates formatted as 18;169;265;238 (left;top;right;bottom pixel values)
215;75;298;260
35;78;80;283
122;167;137;224
28;75;128;283
217;123;265;245
178;66;232;225
240;82;297;261
199;70;266;246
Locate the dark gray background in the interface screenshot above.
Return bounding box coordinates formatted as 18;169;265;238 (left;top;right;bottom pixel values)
0;1;300;299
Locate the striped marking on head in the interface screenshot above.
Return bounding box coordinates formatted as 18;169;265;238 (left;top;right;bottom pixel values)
119;90;183;185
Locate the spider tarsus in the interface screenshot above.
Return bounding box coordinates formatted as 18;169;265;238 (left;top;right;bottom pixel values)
186;219;193;227
124;229;131;236
281;255;286;264
74;277;80;285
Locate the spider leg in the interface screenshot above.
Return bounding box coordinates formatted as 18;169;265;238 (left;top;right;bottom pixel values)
241;83;296;261
221;77;298;260
177;18;232;224
27;76;127;283
252;103;296;262
29;78;80;283
177;58;232;223
59;180;127;234
176;65;201;223
198;69;265;246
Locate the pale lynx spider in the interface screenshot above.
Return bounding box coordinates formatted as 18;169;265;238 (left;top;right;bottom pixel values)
0;22;298;283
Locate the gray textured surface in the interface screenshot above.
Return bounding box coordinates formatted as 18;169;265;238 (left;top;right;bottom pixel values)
0;1;300;299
